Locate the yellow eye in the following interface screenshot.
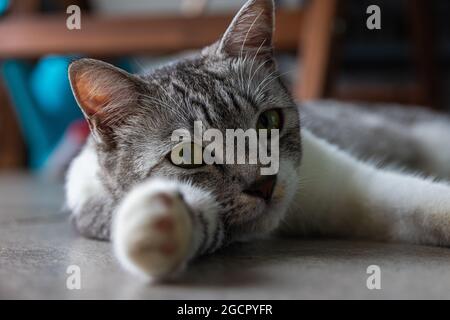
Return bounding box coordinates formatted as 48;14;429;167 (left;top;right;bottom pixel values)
169;142;205;169
257;109;282;131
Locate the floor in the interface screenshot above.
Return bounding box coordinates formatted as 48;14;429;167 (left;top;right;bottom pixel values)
2;173;450;299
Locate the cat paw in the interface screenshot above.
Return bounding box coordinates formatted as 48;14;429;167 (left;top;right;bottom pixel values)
112;181;193;280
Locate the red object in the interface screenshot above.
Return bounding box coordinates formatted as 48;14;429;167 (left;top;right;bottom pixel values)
67;120;90;144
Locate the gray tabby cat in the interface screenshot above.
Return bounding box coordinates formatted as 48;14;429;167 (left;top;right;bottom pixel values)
66;0;450;280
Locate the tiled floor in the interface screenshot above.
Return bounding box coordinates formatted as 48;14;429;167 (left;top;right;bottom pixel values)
2;173;450;299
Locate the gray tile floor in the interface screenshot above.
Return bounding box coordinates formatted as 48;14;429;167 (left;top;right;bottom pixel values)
2;172;450;299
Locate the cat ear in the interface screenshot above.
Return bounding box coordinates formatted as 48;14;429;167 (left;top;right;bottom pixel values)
215;0;274;59
68;58;142;146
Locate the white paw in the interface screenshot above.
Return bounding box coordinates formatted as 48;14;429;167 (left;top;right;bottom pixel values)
112;181;193;280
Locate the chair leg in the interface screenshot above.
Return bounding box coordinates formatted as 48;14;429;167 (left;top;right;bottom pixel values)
296;0;339;101
0;79;25;170
408;0;440;109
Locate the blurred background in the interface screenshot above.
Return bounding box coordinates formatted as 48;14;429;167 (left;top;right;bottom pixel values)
0;0;449;178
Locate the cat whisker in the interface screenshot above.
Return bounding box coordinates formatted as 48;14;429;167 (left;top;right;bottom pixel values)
236;10;263;96
253;69;279;100
151;81;185;115
246;39;268;96
255;70;294;101
139;92;191;118
239;10;264;63
139;94;173;108
247;56;270;97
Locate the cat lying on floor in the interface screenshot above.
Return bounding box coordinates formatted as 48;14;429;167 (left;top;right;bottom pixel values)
65;0;450;280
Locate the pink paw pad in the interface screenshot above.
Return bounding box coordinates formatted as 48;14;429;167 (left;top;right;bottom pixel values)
153;216;175;233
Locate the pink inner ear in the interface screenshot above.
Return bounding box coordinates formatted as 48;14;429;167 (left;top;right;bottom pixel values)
74;73;110;118
219;0;274;58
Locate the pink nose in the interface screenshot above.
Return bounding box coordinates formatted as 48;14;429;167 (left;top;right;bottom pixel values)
243;175;277;202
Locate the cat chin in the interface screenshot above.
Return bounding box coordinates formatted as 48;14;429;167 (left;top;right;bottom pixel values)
258;159;301;233
233;177;300;240
233;159;300;229
232;207;288;242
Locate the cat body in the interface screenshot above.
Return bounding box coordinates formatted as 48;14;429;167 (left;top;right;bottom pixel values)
65;0;450;280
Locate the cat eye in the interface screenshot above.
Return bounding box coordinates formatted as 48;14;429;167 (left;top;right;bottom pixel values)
169;142;205;169
257;109;283;132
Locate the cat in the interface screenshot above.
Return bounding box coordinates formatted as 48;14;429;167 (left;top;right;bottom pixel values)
66;0;450;280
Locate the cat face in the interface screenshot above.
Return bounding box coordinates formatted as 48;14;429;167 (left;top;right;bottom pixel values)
69;0;302;240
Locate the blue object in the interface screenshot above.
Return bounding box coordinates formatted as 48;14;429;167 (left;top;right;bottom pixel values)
0;0;9;15
2;59;82;169
30;55;81;118
1;56;134;171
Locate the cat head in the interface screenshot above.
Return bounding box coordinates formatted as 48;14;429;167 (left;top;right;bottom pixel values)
68;0;301;241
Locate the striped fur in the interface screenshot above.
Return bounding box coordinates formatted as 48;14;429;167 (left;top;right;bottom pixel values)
66;0;450;280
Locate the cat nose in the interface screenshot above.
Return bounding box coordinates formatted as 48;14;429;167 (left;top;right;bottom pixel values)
243;175;277;202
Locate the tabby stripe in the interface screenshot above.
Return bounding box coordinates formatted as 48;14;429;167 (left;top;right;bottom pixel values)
196;211;210;255
173;81;215;125
187;205;205;256
191;100;214;126
171;82;187;98
207;219;223;253
202;69;226;83
240;92;258;111
225;90;242;112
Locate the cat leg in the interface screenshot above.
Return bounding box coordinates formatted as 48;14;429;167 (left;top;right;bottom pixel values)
65;144;114;240
281;128;450;246
112;178;223;280
411;120;450;179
